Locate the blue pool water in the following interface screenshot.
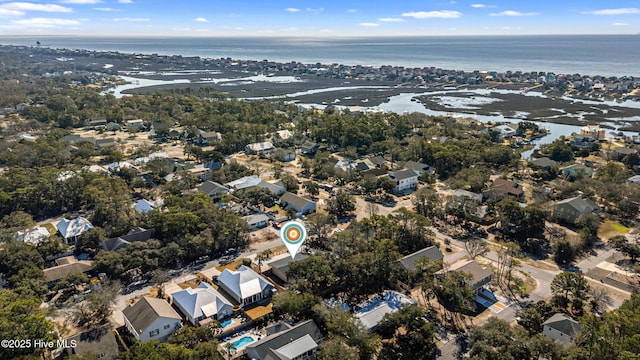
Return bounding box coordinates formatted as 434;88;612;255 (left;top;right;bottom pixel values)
220;319;232;328
233;336;255;348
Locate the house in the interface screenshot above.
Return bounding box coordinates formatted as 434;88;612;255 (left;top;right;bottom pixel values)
561;164;594;179
226;175;262;191
570;134;597;149
14;226;50;246
197;180;230;200
529;157;557;171
542;313;581;344
553;196;599;224
489;124;518;139
446;190;489;223
245;320;323;360
300;140;319;155
611;147;638;160
243;214;270;230
133;199;162;213
54;324;119;360
171;282;233;326
217;265;275;307
126;119;144;129
196;130;222;145
276;129;294;141
367;155;387;168
580;124;605;140
483;178;525;202
268;254;309;283
122;297;182;342
271;148;296;162
246;141;274;154
402;160;431;175
105;122;121;132
43;256;93;288
354;290;417;331
88;118;107;129
398;246;444;272
388;169;418;193
56;216;94;244
435;259;493;294
627;175;640;184
280;192;316;217
256;181;286;196
102;227;155;252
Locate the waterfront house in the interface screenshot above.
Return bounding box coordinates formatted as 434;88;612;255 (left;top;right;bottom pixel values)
217;265;275;307
122;297;182;343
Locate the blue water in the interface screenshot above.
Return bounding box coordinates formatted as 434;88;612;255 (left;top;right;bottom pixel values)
220;319;232;328
1;35;639;77
232;336;254;348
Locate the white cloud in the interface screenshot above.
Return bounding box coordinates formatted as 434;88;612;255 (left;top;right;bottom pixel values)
60;0;101;4
471;4;487;8
402;10;462;19
347;9;357;13
490;10;539;17
0;8;24;17
194;17;208;23
378;17;405;22
11;17;80;27
0;2;73;13
235;27;244;31
582;8;640;15
113;17;149;22
359;22;379;27
613;22;630;26
94;7;120;12
118;0;133;3
285;7;300;12
306;7;324;13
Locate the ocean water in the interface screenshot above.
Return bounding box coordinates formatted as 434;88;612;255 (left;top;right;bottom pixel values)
1;35;639;77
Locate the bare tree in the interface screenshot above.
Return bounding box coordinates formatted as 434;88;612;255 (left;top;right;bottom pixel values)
365;201;379;218
464;238;489;260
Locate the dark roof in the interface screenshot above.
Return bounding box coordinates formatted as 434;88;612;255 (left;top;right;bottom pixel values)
368;156;386;167
246;320;323;360
103;227;154;251
300;140;319;152
555;196;599;213
355;162;370;171
485;178;524;198
530;157;557;168
122;297;180;335
399;246;443;271
365;168;388;177
204;161;223;170
391;169;418;181
44;260;93;283
60;324;119;360
102;237;130;252
403;160;429;173
280;192;315;209
268;254;309;280
198;180;229;196
543;313;581;338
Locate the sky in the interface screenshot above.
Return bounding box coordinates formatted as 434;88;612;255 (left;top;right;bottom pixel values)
0;0;639;37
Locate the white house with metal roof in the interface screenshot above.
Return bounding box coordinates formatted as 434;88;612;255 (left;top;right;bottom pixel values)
217;265;275;307
56;216;93;244
171;282;233;326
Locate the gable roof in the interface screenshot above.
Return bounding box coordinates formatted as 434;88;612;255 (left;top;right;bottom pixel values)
437;259;492;289
390;169;418;182
62;324;119;360
56;217;93;239
530;157;557;168
44;259;93;283
280;192;315;210
218;265;274;301
403;160;430;173
243;214;270;226
134;199;159;213
198;180;229;196
172;282;232;320
399;246;443;271
246;320;323;360
226;175;262;190
543;313;581;338
256;180;286;195
485;178;524;198
247;142;274;152
122;297;181;335
103;227;155;251
14;226;50;246
452;189;483;203
555;196;599;213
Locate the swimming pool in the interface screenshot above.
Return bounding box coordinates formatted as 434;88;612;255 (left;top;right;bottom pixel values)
220;319;232;328
232;336;255;348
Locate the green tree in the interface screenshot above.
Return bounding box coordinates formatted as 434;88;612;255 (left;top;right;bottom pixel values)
550;271;590;311
326;190;356;220
377;304;437;359
272;291;318;321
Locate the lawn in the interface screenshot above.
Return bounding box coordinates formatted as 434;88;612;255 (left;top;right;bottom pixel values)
598;219;630;241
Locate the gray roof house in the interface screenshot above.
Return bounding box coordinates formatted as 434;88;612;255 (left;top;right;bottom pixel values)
55;324;119;360
553;196;599;225
171;282;233;325
542;313;581;344
388;169;418;193
561;163;594;179
102;227;155;252
627;175;640;184
280;192;316;217
529;157;558;170
246;141;274;154
122;297;182;343
243;214;270;230
245;320;323;360
217;265;275;307
399;246;444;272
435;259;493;293
198;180;230;200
